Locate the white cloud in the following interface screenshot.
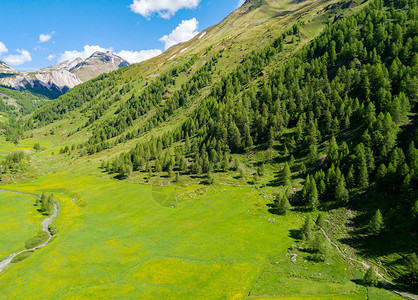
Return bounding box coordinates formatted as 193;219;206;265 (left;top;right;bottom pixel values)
34;46;46;51
237;0;245;7
117;49;162;64
159;18;199;50
58;45;112;62
39;31;55;43
3;49;32;66
0;42;8;55
130;0;200;19
47;54;55;61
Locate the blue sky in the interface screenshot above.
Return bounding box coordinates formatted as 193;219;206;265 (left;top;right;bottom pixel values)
0;0;244;71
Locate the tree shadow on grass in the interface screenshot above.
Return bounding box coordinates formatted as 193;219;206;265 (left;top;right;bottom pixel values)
289;229;301;241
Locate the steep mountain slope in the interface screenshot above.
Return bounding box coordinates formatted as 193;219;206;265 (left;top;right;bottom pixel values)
0;61;15;74
0;52;129;98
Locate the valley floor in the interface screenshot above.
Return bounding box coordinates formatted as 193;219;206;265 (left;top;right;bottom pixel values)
0;172;405;299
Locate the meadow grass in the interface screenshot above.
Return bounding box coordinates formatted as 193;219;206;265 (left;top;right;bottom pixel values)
0;172;403;299
0;191;42;260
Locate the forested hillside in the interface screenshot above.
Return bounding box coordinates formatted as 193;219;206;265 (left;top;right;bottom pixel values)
103;0;417;289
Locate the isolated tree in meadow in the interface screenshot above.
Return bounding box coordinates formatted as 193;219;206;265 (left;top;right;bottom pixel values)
369;209;384;235
300;216;314;241
281;162;292;186
277;194;291;215
363;267;378;287
310;232;328;261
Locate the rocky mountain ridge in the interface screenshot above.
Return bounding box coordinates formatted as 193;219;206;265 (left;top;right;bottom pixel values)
0;52;129;97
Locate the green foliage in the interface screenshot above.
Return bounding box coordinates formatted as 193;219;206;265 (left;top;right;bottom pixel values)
281;162;292;186
11;251;33;263
0;151;28;174
300;216;314;241
207;172;215;185
303;175;319;210
276;194;291;215
408;253;418;284
363;267;379;287
315;214;326;228
25;231;49;249
39;193;55;216
308;232;328;262
369;209;384;235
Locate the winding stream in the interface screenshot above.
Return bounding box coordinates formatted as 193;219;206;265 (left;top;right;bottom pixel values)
0;203;58;273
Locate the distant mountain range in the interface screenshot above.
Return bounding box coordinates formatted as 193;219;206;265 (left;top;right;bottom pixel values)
0;52;129;98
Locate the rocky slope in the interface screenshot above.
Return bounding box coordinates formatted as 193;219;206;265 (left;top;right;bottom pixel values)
0;52;129;97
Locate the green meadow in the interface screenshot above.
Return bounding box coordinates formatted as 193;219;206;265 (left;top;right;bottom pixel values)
0;191;43;260
0;173;401;299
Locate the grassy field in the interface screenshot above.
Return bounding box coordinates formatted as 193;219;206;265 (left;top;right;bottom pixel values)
0;172;403;299
0;191;43;260
0;136;53;158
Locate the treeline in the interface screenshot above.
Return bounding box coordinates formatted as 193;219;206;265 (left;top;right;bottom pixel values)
83;55;200;151
105;25;300;176
107;0;417;188
82;52;225;155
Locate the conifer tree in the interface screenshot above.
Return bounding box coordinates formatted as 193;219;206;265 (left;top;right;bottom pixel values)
347;166;355;189
207;172;214;185
369;209;384;235
300;216;314;241
318;179;326;196
282;162;292;186
310;232;328;261
335;175;349;203
228;120;242;152
363;267;378;287
358;162;369;189
308;178;319;210
308;144;318;166
277;194;291;215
